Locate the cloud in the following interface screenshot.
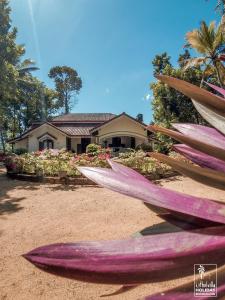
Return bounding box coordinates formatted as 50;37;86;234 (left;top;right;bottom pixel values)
105;87;110;94
143;93;153;101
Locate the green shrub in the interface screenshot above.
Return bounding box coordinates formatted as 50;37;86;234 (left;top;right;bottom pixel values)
136;142;153;152
86;143;101;155
14;148;28;155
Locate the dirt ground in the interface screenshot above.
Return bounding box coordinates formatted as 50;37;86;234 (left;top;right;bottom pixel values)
0;167;225;300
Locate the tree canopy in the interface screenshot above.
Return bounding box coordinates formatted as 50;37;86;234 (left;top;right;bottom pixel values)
49;66;82;114
150;51;219;153
0;1;80;152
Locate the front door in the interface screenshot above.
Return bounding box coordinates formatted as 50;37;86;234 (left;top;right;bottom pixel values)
130;137;135;149
112;137;121;147
81;138;91;153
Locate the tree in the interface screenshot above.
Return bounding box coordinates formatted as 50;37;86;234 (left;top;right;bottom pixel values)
0;0;60;151
150;51;218;153
184;21;225;87
48;66;82;114
0;0;24;151
17;76;58;131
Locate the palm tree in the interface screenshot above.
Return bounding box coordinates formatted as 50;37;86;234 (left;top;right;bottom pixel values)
11;59;39;139
215;0;225;34
17;59;39;77
184;21;225;88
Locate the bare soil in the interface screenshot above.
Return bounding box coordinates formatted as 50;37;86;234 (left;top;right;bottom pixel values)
0;167;224;300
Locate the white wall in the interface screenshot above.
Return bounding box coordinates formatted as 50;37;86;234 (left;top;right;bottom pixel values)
98;115;148;145
71;137;81;152
27;124;67;152
14;138;28;150
71;137;95;153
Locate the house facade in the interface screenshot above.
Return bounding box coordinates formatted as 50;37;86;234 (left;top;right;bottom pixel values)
9;112;150;153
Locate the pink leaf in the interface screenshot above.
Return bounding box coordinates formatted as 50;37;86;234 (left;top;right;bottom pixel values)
172;124;225;150
23;226;225;285
174;144;225;173
205;82;225;98
77;162;225;224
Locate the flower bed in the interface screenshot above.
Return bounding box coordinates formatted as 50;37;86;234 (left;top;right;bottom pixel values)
4;147;181;183
4;148;111;177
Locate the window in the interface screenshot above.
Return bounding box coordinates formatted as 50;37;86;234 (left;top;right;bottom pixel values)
39;139;54;150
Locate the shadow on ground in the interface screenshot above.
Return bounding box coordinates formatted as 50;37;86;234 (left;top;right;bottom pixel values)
154;175;183;186
0;167;78;215
0;166;100;215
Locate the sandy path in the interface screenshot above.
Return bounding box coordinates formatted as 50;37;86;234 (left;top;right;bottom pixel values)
0;168;224;300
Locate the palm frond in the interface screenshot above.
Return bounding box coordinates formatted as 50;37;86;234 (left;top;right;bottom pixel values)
183;57;208;70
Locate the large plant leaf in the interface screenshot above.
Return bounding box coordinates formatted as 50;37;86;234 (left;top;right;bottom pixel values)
173;144;225;173
148;125;225;162
156;75;225;114
76;162;225;224
144;264;225;299
205;82;225;98
192;100;225;135
172;123;225;149
23;226;225;285
150;152;225;191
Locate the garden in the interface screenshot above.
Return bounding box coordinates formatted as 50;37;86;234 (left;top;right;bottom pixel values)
4;143;179;181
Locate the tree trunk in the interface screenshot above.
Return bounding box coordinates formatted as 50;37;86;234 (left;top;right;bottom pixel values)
0;130;6;154
213;60;224;88
65;91;69;114
13;105;16;138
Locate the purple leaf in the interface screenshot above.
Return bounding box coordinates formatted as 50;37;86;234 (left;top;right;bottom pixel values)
23;226;225;284
150;152;225;190
107;159;150;182
148;125;225;162
205;82;225;98
192;100;225;135
172;124;225;150
77;162;225;224
174;144;225;173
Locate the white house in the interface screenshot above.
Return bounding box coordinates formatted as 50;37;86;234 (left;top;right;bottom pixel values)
9;112;151;153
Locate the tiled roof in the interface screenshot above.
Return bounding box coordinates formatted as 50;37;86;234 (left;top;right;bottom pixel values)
55;125;93;136
52;113;116;122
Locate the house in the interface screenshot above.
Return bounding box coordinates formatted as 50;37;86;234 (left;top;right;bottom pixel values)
9;112;151;153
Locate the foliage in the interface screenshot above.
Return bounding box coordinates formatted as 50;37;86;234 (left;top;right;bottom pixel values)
14;148;28;155
0;0;60;151
135;142;153;152
4;148;180;179
116;150;172;177
184;21;225;87
48;66;82;114
150;51;218;153
86;143;101;155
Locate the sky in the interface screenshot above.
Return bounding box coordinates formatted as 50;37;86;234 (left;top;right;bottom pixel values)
10;0;219;124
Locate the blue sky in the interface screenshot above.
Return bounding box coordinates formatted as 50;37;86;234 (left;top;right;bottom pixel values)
10;0;219;123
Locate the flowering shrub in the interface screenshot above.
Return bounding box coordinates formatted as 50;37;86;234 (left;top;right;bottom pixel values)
116;150;173;177
5;147;178;179
86;143;101;155
5;148;112;177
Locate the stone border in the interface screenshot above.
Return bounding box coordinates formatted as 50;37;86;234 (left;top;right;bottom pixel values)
7;170;178;185
7;172;97;186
